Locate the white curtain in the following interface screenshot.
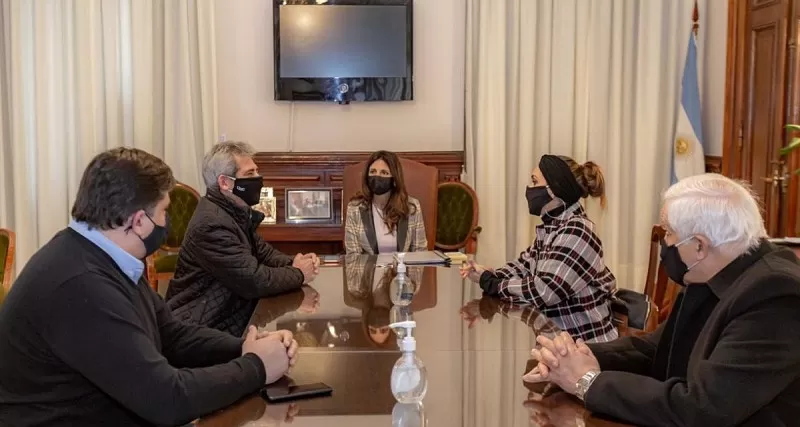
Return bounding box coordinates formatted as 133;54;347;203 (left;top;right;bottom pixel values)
0;0;218;276
466;0;701;293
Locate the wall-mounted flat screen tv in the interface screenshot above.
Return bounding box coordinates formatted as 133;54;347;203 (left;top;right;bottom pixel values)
273;0;413;103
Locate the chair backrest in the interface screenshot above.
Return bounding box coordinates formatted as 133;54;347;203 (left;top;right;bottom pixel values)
343;158;438;250
0;228;16;292
163;182;201;251
644;225;680;323
435;181;479;252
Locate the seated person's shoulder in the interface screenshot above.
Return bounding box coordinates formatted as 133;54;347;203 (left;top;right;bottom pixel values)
408;197;422;212
346;199;366;211
740;256;800;301
185;201;238;237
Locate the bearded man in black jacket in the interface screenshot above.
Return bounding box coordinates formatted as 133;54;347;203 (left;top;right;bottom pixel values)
166;141;319;336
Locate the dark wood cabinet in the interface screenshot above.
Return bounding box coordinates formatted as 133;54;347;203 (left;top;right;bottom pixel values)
724;0;800;236
254;151;464;254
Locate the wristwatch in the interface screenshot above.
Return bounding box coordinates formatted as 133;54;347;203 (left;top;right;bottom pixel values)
575;370;601;401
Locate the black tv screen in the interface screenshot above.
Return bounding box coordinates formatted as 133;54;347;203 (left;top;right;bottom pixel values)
273;0;413;103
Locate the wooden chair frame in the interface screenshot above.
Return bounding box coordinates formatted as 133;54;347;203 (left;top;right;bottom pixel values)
0;228;15;292
434;181;482;254
644;225;680;324
159;182;201;253
149;182;201;289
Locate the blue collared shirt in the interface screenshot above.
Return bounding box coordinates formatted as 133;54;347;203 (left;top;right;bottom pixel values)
69;220;144;284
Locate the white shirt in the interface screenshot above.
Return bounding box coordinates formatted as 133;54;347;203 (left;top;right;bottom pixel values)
372;203;397;254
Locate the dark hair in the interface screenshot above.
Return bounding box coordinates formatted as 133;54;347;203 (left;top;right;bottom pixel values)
361;266;398;349
558;155;607;208
351;150;413;233
71;147;175;230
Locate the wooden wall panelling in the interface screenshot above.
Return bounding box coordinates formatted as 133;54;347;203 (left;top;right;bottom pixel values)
786;0;800;235
253;151;465;254
723;0;793;236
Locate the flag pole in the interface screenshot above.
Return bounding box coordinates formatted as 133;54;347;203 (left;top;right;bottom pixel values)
692;0;699;38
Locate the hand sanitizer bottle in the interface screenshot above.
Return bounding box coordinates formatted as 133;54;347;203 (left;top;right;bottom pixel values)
390;305;414;344
390;253;415;307
392;401;426;427
389;320;428;403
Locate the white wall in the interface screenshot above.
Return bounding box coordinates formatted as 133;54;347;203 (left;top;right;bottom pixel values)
214;0;725;155
700;0;728;156
215;0;466;152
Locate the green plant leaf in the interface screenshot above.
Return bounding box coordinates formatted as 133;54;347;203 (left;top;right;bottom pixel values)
786;124;800;132
780;137;800;155
793;168;800;176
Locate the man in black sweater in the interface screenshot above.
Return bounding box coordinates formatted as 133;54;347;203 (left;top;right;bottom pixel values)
0;148;298;426
166;141;318;337
524;174;800;426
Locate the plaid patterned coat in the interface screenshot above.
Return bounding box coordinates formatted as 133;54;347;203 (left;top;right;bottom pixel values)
344;197;427;254
479;202;618;343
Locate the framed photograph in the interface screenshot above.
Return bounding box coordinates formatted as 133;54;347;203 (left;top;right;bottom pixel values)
285;188;333;223
255;188;277;224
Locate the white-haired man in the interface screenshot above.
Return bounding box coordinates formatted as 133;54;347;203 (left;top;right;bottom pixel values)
523;174;800;426
167;141;319;337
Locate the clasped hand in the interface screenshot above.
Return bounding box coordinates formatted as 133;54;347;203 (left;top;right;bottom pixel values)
242;326;300;384
293;253;320;284
523;332;600;396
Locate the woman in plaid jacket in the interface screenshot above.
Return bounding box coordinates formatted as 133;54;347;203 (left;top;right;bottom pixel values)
344;150;428;254
461;155;617;343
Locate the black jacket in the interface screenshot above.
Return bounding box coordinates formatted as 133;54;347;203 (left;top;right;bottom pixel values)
586;241;800;426
0;229;264;427
166;188;304;336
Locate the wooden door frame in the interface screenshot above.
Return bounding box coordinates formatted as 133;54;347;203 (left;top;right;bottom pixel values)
722;0;744;179
785;0;800;235
723;0;799;236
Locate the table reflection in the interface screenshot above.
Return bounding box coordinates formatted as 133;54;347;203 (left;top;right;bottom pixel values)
197;256;629;426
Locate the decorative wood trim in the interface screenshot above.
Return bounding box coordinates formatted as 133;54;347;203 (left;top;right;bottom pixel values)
722;0;742;177
0;228;15;292
705;155;722;174
253;151;465;254
253;151;464;168
262;176;322;182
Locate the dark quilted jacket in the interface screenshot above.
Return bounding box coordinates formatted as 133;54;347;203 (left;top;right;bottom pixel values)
165;188;304;336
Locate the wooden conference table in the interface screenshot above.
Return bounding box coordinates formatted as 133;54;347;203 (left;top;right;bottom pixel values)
196;256;630;427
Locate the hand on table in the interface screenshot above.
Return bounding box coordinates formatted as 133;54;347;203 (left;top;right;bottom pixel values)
522;332;599;396
458;299;483;329
292;254;317;284
243;326;295;384
261;402;299;425
523;389;588;427
459;260;488;283
255;328;300;368
297;286;320;314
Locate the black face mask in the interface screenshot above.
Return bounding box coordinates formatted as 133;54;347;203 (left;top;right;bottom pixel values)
368;176;394;196
659;238;698;286
139;214;169;258
525;186;551;216
230;176;264;206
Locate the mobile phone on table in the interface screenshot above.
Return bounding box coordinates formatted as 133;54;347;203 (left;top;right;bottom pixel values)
260;380;333;403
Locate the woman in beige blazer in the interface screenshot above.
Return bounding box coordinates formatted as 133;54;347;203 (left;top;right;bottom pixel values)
344;150;427;254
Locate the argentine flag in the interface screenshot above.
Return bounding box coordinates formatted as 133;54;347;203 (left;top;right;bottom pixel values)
672;29;706;183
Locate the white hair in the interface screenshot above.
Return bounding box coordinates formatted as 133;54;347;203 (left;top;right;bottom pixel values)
202;141;256;188
663;173;766;255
